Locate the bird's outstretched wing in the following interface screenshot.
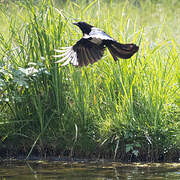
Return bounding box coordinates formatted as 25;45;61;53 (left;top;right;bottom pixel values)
54;38;105;66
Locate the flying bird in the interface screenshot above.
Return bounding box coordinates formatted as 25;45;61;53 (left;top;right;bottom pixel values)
54;22;139;67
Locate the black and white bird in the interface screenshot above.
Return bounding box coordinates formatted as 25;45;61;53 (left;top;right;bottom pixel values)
54;22;139;67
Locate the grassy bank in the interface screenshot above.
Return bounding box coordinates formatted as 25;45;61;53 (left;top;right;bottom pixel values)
0;0;179;161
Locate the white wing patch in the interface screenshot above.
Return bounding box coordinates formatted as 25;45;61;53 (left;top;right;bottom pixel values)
83;28;114;45
89;27;114;41
54;47;78;66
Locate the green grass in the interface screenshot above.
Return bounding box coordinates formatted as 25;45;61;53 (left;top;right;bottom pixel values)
0;0;179;161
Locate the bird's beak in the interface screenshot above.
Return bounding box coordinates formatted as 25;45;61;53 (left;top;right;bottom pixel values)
73;22;78;26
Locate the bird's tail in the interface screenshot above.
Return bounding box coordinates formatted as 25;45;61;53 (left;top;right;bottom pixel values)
106;41;139;61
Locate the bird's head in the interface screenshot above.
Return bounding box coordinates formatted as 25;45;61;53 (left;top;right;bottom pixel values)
73;21;93;34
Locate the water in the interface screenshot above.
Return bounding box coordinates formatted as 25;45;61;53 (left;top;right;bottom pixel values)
0;160;180;180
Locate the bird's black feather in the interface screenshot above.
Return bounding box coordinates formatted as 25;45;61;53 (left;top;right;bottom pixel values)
54;22;139;66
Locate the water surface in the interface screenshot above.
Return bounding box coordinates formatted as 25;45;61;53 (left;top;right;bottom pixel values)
0;160;180;179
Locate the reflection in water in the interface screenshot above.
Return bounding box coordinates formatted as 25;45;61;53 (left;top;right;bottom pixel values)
0;161;180;180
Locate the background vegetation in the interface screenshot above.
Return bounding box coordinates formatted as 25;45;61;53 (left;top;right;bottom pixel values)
0;0;179;162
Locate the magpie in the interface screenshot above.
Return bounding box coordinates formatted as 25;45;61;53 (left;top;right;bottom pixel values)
54;22;139;66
